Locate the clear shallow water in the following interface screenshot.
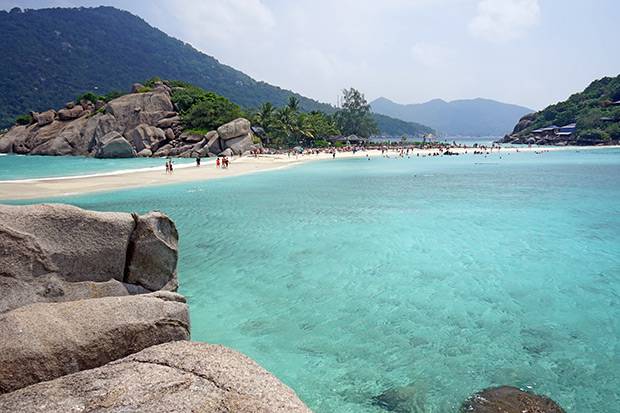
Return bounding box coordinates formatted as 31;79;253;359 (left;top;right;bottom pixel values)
0;154;194;180
8;149;620;412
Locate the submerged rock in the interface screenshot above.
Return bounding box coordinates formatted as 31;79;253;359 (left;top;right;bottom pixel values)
461;386;565;413
0;341;311;413
372;383;426;413
0;292;189;394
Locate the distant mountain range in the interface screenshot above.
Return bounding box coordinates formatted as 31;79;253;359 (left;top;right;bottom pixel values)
371;97;534;136
0;6;431;137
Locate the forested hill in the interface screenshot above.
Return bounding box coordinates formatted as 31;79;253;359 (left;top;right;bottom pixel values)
0;6;336;128
507;74;620;143
372;113;434;137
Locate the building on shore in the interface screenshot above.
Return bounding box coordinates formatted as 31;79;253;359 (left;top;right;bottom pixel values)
327;135;369;145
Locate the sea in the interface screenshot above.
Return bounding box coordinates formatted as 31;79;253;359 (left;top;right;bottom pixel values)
2;148;619;412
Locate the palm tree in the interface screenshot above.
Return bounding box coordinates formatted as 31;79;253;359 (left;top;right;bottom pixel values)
287;96;300;112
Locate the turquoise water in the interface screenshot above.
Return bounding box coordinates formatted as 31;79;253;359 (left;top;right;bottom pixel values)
7;149;620;412
0;154;195;180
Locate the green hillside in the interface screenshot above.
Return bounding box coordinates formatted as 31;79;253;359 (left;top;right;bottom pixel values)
513;75;620;142
372;113;434;137
0;6;334;128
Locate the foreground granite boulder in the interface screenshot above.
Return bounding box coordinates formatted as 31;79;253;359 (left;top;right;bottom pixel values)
0;203;134;282
461;386;565;413
0;203;178;313
0;292;189;394
0;341;311;413
126;211;179;291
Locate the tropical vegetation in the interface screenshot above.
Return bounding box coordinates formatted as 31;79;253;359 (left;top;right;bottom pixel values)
516;75;620;141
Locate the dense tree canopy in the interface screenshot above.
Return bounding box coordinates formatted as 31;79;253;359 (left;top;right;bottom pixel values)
517;75;620;141
335;88;378;138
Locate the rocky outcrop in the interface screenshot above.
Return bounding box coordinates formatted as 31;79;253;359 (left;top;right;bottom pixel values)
0;292;189;394
0;341;311;413
105;90;173;134
0;203;177;313
0;87;174;158
0;203;311;412
461;386;565;413
0;82;260;158
511;112;536;134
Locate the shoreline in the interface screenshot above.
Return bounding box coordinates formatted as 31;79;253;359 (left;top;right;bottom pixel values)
0;145;618;201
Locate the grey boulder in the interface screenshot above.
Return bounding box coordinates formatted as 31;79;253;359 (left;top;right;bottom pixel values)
57;105;84;121
0;341;311;413
33;110;56;126
105;91;174;133
217;117;251;140
126;123;166;152
0;203;135;283
0;204;180;313
94;131;136;158
126;212;179;291
226;134;254;155
0;292;189;394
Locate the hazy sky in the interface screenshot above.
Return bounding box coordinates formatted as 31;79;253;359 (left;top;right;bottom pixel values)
2;0;619;109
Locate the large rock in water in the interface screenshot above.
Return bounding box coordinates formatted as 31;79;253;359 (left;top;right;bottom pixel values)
0;341;311;413
126;212;179;291
0;204;134;282
0;204;179;313
461;386;565;413
0;292;189;394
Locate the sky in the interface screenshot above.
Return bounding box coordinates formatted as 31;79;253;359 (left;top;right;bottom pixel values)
2;0;619;110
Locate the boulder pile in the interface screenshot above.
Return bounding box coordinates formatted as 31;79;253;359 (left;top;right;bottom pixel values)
0;203;311;412
0;82;258;158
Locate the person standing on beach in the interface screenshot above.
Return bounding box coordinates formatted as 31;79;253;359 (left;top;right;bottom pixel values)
196;156;201;167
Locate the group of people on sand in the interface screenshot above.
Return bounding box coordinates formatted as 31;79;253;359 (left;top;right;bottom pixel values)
216;156;229;169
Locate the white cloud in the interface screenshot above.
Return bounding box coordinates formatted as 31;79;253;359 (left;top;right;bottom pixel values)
411;42;455;68
469;0;541;42
165;0;275;45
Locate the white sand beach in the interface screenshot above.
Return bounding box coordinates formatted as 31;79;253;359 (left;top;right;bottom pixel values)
0;145;617;201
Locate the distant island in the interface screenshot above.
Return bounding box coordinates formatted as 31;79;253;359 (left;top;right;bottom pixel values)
370;97;533;137
499;74;620;146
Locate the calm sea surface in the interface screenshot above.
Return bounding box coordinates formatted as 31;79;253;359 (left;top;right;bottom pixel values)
6;149;620;412
0;154;194;180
